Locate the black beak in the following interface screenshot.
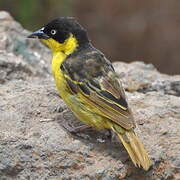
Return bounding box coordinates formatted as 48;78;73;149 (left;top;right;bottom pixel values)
27;28;49;39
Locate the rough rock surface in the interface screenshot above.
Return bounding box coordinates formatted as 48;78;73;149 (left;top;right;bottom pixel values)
0;11;51;83
0;11;180;180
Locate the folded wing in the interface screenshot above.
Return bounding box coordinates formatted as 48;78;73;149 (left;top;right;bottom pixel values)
61;50;135;130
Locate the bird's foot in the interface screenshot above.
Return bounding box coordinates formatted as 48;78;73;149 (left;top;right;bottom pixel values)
62;121;92;133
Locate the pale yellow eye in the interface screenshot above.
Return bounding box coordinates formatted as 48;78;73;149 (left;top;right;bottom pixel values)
51;29;57;35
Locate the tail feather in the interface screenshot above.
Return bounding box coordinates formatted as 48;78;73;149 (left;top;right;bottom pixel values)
114;128;152;171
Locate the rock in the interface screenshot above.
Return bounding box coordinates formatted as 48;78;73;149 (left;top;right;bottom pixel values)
114;61;180;96
0;11;180;179
0;11;51;80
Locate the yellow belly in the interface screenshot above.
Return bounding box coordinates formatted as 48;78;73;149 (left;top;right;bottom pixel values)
52;52;109;129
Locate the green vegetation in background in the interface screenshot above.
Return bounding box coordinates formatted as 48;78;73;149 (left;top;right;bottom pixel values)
0;0;74;30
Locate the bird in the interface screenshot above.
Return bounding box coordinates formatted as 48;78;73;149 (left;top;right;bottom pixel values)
28;17;152;170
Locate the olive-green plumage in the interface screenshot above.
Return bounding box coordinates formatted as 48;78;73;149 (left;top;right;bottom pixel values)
28;17;152;170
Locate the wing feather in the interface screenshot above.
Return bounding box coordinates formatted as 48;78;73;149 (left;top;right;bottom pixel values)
62;50;135;130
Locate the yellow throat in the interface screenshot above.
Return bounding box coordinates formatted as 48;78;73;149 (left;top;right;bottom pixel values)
42;34;78;78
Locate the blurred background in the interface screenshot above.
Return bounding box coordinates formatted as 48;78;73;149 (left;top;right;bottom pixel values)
0;0;180;75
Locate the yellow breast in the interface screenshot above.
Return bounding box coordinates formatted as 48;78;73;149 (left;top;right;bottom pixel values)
51;52;68;98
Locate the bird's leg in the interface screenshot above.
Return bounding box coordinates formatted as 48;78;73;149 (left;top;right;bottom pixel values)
62;121;92;133
47;89;61;98
107;129;117;143
107;129;112;139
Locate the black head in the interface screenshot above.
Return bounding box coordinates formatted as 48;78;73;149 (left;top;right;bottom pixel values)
28;17;89;45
